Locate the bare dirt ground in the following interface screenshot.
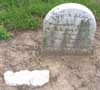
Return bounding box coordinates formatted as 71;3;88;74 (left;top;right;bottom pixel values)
0;23;100;90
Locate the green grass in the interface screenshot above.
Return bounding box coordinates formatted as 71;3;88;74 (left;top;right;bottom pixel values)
0;25;11;40
0;0;99;31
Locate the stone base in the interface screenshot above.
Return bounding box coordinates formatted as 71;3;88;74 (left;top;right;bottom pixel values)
41;47;94;56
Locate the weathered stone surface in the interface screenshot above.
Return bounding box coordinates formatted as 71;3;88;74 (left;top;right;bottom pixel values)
43;3;96;54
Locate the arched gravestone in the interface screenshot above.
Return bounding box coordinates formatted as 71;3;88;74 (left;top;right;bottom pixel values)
43;3;96;54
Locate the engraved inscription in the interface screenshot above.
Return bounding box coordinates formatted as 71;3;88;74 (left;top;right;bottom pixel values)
43;3;96;54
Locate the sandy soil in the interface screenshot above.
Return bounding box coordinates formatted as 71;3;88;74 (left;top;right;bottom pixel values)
0;24;100;90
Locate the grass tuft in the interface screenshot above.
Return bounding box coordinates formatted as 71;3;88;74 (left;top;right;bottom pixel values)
0;25;11;40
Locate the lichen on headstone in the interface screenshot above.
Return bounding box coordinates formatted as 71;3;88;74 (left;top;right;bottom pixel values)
42;3;96;55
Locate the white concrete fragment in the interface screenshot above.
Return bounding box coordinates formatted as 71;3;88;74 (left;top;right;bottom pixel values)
4;70;49;86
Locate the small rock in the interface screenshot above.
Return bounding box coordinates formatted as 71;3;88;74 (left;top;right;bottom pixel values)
4;70;49;87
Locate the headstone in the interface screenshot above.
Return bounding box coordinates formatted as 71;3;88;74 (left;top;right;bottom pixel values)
43;3;96;55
